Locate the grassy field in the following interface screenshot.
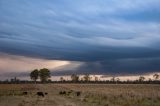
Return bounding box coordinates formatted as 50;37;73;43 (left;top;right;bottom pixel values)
0;84;160;106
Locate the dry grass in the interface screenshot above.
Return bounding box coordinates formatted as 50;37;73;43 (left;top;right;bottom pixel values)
0;84;160;106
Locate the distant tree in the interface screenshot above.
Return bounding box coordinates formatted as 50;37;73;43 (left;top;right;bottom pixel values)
116;78;120;82
30;69;39;83
83;74;90;82
10;77;19;83
80;77;84;81
148;78;152;82
48;79;52;82
110;77;115;82
39;68;51;83
94;76;99;81
71;74;79;82
153;74;159;80
127;79;130;82
139;76;145;82
60;77;65;82
10;78;14;82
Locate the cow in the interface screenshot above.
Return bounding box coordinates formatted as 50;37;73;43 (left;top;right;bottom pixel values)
66;90;73;96
22;92;28;95
68;90;73;94
37;92;44;97
76;91;81;96
59;91;66;95
45;92;48;95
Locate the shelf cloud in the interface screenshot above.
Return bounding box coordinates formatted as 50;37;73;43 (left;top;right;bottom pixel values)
0;0;160;78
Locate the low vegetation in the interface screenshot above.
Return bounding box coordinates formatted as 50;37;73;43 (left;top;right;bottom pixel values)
0;84;160;106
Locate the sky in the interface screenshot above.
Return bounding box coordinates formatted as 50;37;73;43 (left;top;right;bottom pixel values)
0;0;160;80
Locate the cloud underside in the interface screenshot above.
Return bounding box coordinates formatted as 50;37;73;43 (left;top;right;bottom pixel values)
0;0;160;76
0;53;160;77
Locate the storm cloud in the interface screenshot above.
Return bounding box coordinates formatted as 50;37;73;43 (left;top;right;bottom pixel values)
0;0;160;76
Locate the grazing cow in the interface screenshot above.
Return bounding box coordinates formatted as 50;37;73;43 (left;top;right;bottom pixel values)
37;92;44;97
76;91;81;96
66;90;73;95
59;91;66;95
59;91;62;95
68;90;73;94
22;92;28;95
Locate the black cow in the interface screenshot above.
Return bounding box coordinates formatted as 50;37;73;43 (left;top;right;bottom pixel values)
59;91;66;95
68;90;73;94
76;91;81;96
37;92;44;97
22;92;28;95
67;90;73;95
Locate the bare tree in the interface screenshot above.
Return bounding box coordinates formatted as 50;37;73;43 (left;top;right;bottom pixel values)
110;77;115;82
94;76;99;81
116;78;120;82
139;76;145;82
153;74;159;81
148;78;152;82
83;74;90;82
71;74;79;82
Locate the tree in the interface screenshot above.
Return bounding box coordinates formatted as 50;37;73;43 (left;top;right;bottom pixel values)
139;76;145;82
39;68;51;83
71;74;79;82
30;69;39;83
148;78;152;82
83;74;90;82
116;78;120;82
60;77;65;82
153;74;159;80
80;77;84;81
94;76;99;81
110;77;115;82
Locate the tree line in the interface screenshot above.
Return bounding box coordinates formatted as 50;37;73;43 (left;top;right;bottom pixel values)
29;68;160;84
60;73;160;83
0;68;159;84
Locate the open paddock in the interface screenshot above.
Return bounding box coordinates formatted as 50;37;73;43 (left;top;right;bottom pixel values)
0;84;159;106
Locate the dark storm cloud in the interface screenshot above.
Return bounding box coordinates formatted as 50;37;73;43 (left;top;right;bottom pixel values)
76;58;160;75
51;57;160;75
0;0;160;75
